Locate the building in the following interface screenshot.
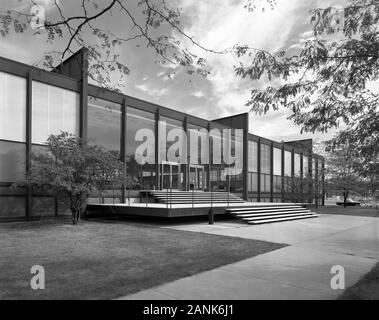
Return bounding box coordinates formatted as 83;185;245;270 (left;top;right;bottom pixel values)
0;48;325;221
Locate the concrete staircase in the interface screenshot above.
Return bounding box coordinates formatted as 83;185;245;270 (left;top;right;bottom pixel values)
148;190;244;204
226;204;319;224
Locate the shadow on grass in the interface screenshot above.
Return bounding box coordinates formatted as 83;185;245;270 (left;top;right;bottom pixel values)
338;262;379;300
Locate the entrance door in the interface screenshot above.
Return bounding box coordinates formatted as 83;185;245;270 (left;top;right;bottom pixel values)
161;162;181;190
189;165;205;190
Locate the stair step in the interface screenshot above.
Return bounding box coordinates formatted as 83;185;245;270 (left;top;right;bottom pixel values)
236;210;312;218
248;214;319;225
227;206;302;212
230;208;307;215
233;208;310;215
241;212;315;221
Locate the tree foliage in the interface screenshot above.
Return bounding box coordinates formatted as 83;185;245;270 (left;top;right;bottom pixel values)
0;0;229;90
235;0;379;171
17;132;133;224
317;139;378;200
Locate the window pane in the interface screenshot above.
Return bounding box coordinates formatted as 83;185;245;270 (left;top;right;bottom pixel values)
260;144;270;174
284;150;292;177
159;116;185;163
32;81;79;144
303;156;309;177
294;153;301;177
88;96;121;151
248;141;258;172
0;197;25;218
0;141;26;182
273;148;281;176
126;107;156;190
0;72;26;142
32;197;55;217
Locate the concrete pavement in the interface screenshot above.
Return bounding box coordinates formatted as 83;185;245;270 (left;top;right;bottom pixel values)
118;214;378;300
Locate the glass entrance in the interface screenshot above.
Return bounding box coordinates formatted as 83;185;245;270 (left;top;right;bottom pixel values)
189;165;205;190
161;162;181;190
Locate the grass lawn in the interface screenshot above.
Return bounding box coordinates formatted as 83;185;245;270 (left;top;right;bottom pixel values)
314;206;379;218
0;219;286;299
339;262;379;300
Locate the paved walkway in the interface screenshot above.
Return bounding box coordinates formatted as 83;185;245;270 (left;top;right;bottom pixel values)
118;214;378;300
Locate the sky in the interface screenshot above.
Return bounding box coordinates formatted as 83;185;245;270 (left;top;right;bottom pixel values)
0;0;344;143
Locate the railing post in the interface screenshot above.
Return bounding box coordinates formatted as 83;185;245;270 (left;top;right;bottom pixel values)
166;187;169;209
192;187;194;209
209;188;214;224
227;175;230;208
170;186;172;210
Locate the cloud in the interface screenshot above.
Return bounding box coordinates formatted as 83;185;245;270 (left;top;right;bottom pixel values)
135;83;169;96
176;0;304;120
191;91;205;98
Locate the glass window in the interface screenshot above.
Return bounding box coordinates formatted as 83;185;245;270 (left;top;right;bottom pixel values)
0;141;26;182
248;141;258;172
273;147;281;176
303;155;309;177
0;197;25;218
32;81;79;144
248;172;258;192
159;116;185;163
294;153;301;177
188;123;208;165
88;96;121;152
126;107;156;190
32;197;55;217
284;150;292;177
0;71;26;142
260;144;271;174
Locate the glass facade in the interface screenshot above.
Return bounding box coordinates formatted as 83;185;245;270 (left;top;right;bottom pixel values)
0;141;26;182
284;150;292;196
0;58;327;220
303;155;309;195
0;72;26;142
188;123;208;191
32;81;79;144
126;107;156;190
247;141;258;193
260;144;271;193
88;96;121;152
273;147;282;194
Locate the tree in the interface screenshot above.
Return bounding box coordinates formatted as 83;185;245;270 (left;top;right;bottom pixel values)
0;0;228;91
16;132;134;224
235;0;379;170
319;138;378;204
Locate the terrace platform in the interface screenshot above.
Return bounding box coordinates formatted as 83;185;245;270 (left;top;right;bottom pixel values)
86;201;309;218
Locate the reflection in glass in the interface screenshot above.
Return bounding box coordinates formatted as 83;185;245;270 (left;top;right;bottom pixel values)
32;81;79;144
0;141;25;182
0;72;26;142
126;107;156;190
88;96;121;151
